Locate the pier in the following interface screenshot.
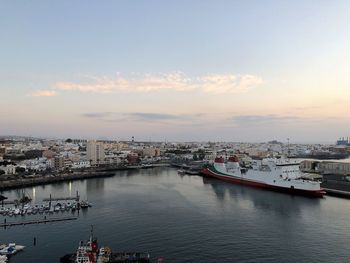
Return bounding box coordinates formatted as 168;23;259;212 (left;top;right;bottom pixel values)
43;192;80;202
42;197;79;202
0;216;78;228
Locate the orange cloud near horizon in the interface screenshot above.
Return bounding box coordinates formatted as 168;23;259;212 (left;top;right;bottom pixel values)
53;72;263;94
30;90;57;97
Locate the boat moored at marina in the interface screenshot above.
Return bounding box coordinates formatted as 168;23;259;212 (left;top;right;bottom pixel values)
0;243;25;256
0;255;7;263
202;156;326;197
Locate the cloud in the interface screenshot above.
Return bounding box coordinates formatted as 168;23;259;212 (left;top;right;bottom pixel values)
55;72;263;94
30;90;57;97
82;112;114;118
232;114;299;126
127;112;181;121
201;74;263;93
82;111;204;123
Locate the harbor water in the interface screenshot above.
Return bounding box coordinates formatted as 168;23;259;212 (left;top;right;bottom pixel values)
1;167;350;263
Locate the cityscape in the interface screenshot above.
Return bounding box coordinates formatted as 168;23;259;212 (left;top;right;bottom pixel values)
2;1;350;263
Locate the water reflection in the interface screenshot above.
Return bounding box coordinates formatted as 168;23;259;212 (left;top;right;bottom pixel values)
1;168;350;263
86;178;105;194
202;177;321;217
32;187;36;203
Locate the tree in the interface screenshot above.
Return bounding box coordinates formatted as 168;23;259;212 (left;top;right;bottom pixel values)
15;167;26;174
65;138;73;143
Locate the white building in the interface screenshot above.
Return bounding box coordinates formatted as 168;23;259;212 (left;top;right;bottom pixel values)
72;160;91;169
87;140;105;165
0;164;16;175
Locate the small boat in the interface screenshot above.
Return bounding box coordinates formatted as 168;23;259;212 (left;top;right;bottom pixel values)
79;201;91;209
177;169;186;175
54;205;61;212
61;204;67;212
0;207;5;215
185;168;200;175
13;208;20;216
0;255;7;263
0;243;25;256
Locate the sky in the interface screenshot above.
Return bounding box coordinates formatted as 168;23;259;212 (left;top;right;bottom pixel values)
1;0;350;143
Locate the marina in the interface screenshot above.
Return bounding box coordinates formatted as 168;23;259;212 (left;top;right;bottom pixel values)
0;200;91;218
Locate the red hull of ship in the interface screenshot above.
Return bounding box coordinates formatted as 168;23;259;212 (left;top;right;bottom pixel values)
202;167;325;198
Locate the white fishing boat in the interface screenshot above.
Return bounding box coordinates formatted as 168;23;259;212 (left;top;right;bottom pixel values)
79;201;91;209
54;205;61;212
13;208;20;216
0;243;25;256
0;255;7;263
0;207;5;215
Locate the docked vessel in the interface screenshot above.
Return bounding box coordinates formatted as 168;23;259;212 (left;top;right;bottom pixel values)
0;243;25;256
0;255;7;263
202;156;326;197
60;231;153;263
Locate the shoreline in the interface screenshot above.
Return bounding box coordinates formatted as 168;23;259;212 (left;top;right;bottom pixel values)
0;164;171;191
0;171;116;191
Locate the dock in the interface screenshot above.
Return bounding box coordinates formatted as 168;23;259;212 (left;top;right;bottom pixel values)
42;197;79;202
0;216;78;228
43;192;80;202
2;200;16;205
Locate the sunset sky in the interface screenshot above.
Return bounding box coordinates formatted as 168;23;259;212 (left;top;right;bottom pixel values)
1;1;350;143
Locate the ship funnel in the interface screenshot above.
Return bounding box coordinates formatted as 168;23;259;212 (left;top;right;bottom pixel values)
228;156;239;163
227;155;240;169
214;156;225;163
214;156;226;172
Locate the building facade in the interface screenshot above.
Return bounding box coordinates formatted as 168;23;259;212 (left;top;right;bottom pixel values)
87;140;105;165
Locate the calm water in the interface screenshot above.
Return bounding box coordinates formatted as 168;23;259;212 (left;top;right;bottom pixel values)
1;167;350;263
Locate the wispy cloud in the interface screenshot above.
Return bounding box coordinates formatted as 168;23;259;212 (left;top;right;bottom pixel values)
30;90;57;97
127;112;182;121
55;72;263;94
232;114;299;126
82;111;205;124
82;112;114;118
201;74;263;93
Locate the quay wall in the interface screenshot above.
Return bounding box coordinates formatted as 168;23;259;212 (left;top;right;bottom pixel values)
0;171;115;191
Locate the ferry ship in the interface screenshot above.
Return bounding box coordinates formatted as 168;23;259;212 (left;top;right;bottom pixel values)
202;156;325;197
